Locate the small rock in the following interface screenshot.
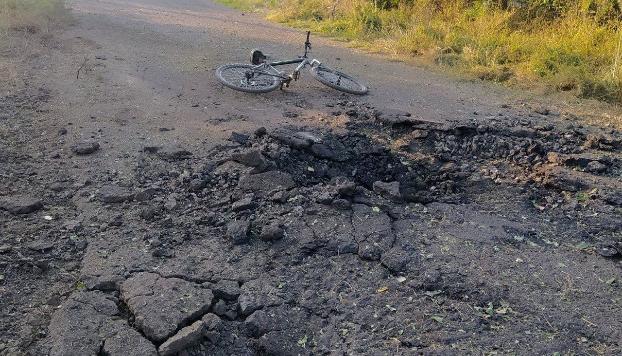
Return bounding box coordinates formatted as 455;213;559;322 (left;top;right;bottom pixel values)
254;127;267;137
63;219;83;232
230;150;271;172
0;244;12;253
310;144;335;160
316;190;335;204
604;191;622;207
269;190;289;203
411;129;429;138
152;247;174;258
375;108;414;125
332;198;351;210
135;188;157;201
542;166;586;192
504;126;536;138
158;319;205;356
212;280;241;301
270;129;312;149
201;313;222;344
157;146;192;160
0;196;43;214
232;195;255;211
188;178;208;192
283;111;299;118
48;182;66;192
224;309;238;321
98;185;133;204
164;195;177;210
346;109;358;117
143;145;160;154
597;244;620;258
227;219;250;245
238;171;295;193
585;161;607;173
237;297;260;316
109;214;123;227
140;206;161;221
534;107;558;116
27;241;55;252
381;248;412;273
244;310;270;337
229;131;250;145
71;141;100;155
212;300;228;317
334;177;356;197
160;217;174;228
259;223;284;241
373;181;402;201
295;131;322;144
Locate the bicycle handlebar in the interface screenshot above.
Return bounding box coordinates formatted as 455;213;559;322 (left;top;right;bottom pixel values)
303;31;311;57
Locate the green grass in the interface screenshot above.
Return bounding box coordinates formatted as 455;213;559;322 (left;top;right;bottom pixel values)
216;0;278;12
216;0;622;104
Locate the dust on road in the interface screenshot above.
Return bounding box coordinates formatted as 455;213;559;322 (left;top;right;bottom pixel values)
1;0;621;355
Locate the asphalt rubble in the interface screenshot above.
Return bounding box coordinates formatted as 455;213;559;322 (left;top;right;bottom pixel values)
2;98;622;355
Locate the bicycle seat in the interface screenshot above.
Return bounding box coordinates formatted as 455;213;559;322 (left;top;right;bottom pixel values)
250;49;268;65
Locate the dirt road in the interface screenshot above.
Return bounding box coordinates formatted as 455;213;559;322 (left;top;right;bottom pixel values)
1;0;621;355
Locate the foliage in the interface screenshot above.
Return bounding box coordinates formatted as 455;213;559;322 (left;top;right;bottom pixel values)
219;0;622;103
216;0;279;11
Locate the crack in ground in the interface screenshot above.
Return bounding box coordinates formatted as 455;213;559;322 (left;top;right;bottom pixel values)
37;102;622;355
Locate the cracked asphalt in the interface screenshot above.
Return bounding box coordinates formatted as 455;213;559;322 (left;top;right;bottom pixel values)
0;0;621;355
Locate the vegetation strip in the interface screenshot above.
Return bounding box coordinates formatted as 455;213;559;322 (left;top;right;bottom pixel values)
218;0;622;103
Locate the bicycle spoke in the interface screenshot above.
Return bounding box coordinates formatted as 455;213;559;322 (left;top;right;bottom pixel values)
317;69;359;91
220;67;274;89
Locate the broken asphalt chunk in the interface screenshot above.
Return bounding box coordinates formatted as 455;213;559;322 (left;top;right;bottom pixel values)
0;196;43;214
71;140;100;155
120;272;214;343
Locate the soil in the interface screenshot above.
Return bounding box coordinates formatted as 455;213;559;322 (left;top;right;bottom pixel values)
1;1;621;355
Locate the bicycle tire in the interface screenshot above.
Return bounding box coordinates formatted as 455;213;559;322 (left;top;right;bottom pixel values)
215;63;281;93
310;65;368;95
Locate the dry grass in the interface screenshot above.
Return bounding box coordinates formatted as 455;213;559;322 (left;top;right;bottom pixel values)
218;0;622;104
0;0;70;39
215;0;277;12
0;0;70;88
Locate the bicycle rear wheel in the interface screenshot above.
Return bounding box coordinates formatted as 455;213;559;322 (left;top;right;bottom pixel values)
310;65;368;95
216;64;281;93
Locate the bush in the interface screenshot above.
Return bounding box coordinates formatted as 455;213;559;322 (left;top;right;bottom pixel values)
354;3;383;33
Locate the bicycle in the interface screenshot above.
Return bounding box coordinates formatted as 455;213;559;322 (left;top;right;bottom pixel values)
215;31;368;95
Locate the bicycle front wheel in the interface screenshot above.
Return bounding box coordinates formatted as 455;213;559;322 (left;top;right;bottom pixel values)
215;64;281;94
310;65;368;95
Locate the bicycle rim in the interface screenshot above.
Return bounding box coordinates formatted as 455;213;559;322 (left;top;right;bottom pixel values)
216;64;280;93
310;66;368;95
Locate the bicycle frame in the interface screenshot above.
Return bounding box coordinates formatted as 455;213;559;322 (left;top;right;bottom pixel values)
250;58;322;87
245;31;321;87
